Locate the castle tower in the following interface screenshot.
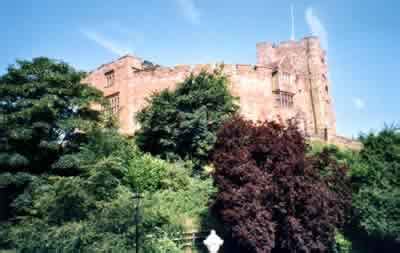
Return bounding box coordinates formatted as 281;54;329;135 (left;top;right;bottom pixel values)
256;37;336;138
303;37;336;138
256;42;276;65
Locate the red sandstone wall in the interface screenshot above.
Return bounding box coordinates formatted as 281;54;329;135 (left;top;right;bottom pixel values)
83;55;143;134
126;64;279;133
256;37;336;138
121;62;316;135
84;37;337;140
85;61;325;136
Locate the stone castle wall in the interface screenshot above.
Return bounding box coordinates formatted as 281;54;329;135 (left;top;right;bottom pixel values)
84;36;360;149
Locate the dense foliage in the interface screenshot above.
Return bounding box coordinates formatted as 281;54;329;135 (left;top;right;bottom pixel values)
212;117;351;253
310;129;400;253
135;69;238;166
350;127;400;251
0;58;216;252
0;57;109;222
2;57;398;253
0;58;107;174
0;127;215;252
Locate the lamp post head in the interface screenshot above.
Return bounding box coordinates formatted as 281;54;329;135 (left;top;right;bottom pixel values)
203;230;223;253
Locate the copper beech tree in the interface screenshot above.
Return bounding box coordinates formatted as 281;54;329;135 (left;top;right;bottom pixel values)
212;117;351;253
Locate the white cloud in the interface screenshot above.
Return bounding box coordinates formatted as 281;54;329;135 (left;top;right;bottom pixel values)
176;0;201;24
353;97;366;110
81;30;133;56
305;7;328;50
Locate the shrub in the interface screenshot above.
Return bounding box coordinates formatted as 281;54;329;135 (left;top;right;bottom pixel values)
212;117;351;253
350;127;400;250
2;128;216;252
333;232;352;253
127;154;192;193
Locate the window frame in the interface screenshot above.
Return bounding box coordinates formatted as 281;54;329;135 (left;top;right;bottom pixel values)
273;91;294;108
280;72;292;85
106;93;120;115
105;70;115;88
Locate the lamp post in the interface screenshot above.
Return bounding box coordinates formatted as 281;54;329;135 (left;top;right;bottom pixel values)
133;189;143;253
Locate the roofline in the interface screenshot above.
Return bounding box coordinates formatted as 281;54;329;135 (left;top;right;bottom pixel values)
88;54;143;74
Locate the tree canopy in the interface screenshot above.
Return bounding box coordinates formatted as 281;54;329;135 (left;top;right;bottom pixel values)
350;127;400;250
0;57;111;222
212;117;351;253
0;127;215;252
0;57;107;175
2;56;398;253
135;69;238;166
0;57;216;252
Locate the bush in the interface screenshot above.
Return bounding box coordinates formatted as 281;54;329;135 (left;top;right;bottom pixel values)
349;127;400;250
2;128;215;252
212;117;351;253
333;232;352;253
127;153;192;193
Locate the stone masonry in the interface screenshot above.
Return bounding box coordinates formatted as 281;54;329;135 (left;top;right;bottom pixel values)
84;36;361;149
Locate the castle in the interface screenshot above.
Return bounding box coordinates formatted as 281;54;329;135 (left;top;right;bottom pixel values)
85;36;361;149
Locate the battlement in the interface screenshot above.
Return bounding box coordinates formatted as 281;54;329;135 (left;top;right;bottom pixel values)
257;36;325;66
133;63;273;80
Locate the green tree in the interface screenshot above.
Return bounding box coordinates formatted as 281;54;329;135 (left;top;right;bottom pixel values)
2;130;137;252
2;128;215;252
350;127;400;251
0;57;111;173
135;69;238;166
0;57;109;221
0;58;216;252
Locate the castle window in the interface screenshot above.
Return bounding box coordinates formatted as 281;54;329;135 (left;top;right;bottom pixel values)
280;72;293;85
274;91;294;108
105;70;115;88
281;72;290;81
107;93;120;114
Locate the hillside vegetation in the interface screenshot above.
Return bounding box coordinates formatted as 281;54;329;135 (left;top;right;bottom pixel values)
0;58;399;252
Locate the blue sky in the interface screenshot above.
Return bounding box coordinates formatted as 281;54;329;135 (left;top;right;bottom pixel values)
1;0;399;137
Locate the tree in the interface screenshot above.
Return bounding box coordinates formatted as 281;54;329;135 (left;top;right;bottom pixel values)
0;58;217;252
212;117;351;253
1;128;216;252
135;69;238;166
0;57;109;222
0;57;107;174
350;127;400;251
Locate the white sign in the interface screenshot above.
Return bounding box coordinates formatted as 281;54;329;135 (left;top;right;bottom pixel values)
203;230;223;253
